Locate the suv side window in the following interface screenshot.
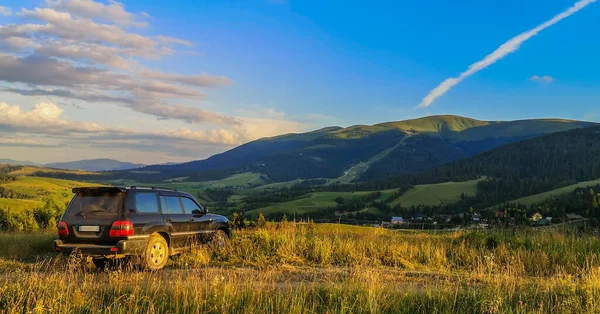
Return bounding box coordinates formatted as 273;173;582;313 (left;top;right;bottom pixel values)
164;196;184;214
160;196;168;213
181;197;202;214
135;192;160;213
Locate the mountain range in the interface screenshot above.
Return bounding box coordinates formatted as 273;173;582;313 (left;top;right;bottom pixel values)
367;124;600;209
0;159;41;167
132;115;597;183
0;158;146;172
45;159;147;172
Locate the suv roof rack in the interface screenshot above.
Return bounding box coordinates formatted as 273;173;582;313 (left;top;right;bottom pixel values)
72;187;126;193
129;186;178;192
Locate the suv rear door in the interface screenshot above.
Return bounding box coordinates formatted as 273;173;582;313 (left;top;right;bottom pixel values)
160;193;192;248
127;191;163;236
60;187;125;244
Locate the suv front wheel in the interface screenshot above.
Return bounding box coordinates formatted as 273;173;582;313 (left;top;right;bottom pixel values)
209;229;229;249
141;234;169;271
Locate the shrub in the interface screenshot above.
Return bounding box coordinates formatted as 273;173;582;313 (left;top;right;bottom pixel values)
257;213;267;229
33;198;63;230
231;212;245;229
0;207;39;232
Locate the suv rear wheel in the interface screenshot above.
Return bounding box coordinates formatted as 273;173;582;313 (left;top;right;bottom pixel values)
141;234;169;271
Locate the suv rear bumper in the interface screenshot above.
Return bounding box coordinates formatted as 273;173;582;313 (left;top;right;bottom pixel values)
54;239;146;257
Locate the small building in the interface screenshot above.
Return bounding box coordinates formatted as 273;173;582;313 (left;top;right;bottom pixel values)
496;211;505;219
391;217;404;225
530;212;543;222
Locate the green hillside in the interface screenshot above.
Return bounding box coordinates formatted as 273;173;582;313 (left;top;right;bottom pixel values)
246;179;480;217
389;179;480;207
380;115;491;136
372;125;600;211
0;176;101;212
496;179;600;207
246;190;396;216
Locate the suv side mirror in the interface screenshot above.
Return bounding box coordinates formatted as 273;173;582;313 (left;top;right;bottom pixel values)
204;207;209;213
192;209;202;215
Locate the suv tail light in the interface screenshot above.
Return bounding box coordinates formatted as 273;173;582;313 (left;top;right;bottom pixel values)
109;220;134;237
58;221;69;237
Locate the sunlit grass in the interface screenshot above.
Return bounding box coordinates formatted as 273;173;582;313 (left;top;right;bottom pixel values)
2;223;600;313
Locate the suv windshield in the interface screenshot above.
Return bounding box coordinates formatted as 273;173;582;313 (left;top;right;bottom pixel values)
66;192;124;218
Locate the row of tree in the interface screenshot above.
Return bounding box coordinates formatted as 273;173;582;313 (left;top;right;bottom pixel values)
0;198;65;232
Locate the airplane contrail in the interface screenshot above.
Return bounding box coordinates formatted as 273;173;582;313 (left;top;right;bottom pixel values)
418;0;597;108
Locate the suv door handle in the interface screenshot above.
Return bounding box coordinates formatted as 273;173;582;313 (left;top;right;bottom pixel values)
187;218;194;222
166;218;173;223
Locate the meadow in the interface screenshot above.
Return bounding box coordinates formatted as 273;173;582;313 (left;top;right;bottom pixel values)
497;178;600;207
245;190;397;216
0;176;101;213
2;223;600;313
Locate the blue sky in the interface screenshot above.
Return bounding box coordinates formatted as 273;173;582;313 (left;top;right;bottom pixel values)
129;0;600;123
0;0;598;163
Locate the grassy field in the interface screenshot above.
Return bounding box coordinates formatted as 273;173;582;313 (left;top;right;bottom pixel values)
0;176;101;212
246;180;479;217
247;190;397;216
252;179;305;190
3;224;600;313
495;178;600;207
389;179;480;207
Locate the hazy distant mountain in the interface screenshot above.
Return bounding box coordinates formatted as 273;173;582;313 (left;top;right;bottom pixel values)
0;159;42;166
46;158;146;172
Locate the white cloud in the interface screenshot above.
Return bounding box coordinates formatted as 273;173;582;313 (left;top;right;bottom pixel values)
0;1;319;163
235;105;287;120
529;75;554;83
0;101;311;160
0;1;231;124
0;137;52;147
0;102;122;134
0;6;12;16
46;0;149;28
418;0;596;108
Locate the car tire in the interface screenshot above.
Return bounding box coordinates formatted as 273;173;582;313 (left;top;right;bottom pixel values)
209;229;229;249
141;234;169;271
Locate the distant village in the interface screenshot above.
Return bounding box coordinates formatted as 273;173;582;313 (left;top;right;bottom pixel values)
383;210;586;230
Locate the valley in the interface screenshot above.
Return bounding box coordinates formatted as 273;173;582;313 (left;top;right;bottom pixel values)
2;117;600;227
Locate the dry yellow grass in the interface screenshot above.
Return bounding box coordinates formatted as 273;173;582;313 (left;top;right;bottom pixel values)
2;223;600;313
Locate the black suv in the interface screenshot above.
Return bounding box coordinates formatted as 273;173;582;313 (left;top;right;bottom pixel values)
54;186;231;270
